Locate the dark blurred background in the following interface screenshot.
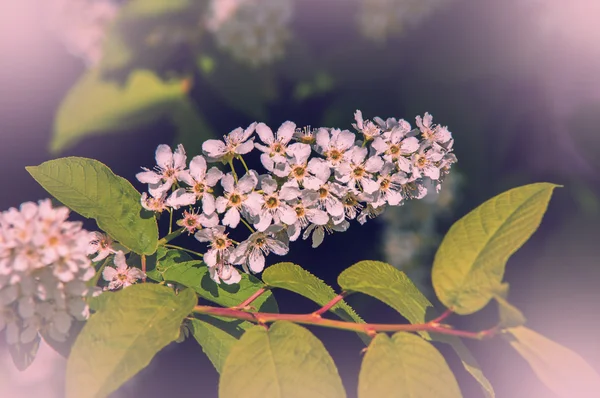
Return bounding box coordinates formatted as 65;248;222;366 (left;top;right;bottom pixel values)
1;0;599;397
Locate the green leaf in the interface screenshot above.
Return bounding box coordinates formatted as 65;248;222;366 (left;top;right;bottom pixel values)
190;315;253;373
493;284;526;328
358;332;462;398
163;262;278;313
128;247;194;282
432;183;559;314
506;327;600;398
121;0;195;18
26;157;158;255
220;321;346;398
263;262;364;324
338;261;494;397
66;285;196;398
433;334;495;398
8;334;41;371
51;69;186;153
338;260;433;337
170;99;216;158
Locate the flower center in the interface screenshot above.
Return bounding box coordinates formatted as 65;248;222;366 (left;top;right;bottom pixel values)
265;196;279;209
353;167;365;178
380;178;391;190
272;143;285;154
295;206;305;217
215;237;228;249
328;149;342;162
389;145;400;155
255;237;266;247
229;194;242;206
318;187;329;199
293;166;306;178
165;168;175;178
194;183;205;196
416;156;428;168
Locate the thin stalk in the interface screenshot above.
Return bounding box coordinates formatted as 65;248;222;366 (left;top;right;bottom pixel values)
238;155;250;173
229;160;238;183
240;217;255;233
158;228;186;245
164;244;204;258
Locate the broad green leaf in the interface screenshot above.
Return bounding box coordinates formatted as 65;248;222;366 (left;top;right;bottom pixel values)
8;334;41;371
506;327;600;398
263;262;364;324
163;262;278;313
434;334;495;398
338;261;494;397
190;315;253;373
220;322;346;398
26;157;158;255
51;70;186;153
338;261;432;336
358;332;462;398
432;183;559;314
128;248;194;282
121;0;194;18
493;284;526;328
66;285;196;398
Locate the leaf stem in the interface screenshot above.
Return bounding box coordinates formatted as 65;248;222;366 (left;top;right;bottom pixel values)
312;292;349;316
164;244;204;258
430;308;453;325
232;287;269;310
141;255;147;282
158;228;185;245
191;305;499;340
168;208;173;235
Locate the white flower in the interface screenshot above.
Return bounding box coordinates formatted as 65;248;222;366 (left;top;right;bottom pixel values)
412;148;444;180
335;146;383;193
255;121;296;172
357;203;386;225
136;144;188;197
102;251;145;291
416;113;453;145
302;219;350;248
176;209;219;235
302;173;347;218
141;192;169;213
176;155;224;214
202;123;257;162
286;199;329;241
215;172;263;228
0;199;96;345
87;232;115;262
368;162;406;207
315;128;356;167
194;226;234;268
372;129;419;172
353;110;382;141
293;126;317;144
233;225;289;273
209;262;241;285
254;175;299;231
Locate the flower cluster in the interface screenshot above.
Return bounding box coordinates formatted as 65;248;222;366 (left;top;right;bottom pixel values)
137;110;456;284
358;0;448;42
0;200;96;345
204;0;293;66
44;0;122;66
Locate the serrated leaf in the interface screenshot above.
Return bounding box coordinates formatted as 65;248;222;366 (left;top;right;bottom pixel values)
51;70;186;153
338;260;433;337
8;334;41;371
220;321;346;398
26;157;158;255
338;261;494;397
358;332;462;398
163;262;278;312
432;183;559;314
190;315;253;373
506;326;600;398
263;262;364;324
66;285;196;398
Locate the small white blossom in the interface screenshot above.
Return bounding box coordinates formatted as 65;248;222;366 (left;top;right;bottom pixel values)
140;192;169;213
353;110;382;141
254;175;299;231
102;251;145;291
203;123;257;162
87;232;115;262
255;121;296;172
215;172;263;228
233;225;289;273
302;219;350;248
315;128;356;167
335;146;383;193
136;144;188;197
171;155;223;213
416;113;453;146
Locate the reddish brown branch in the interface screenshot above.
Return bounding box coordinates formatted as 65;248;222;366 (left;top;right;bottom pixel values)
232;287;269;310
312;292;348;316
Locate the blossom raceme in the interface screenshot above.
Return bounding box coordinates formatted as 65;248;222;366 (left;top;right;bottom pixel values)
136;110;457;284
0;200;97;345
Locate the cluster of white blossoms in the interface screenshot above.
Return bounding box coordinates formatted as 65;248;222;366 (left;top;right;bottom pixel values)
44;0;122;66
358;0;448;42
0;200;96;345
204;0;293;66
137;110;456;285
